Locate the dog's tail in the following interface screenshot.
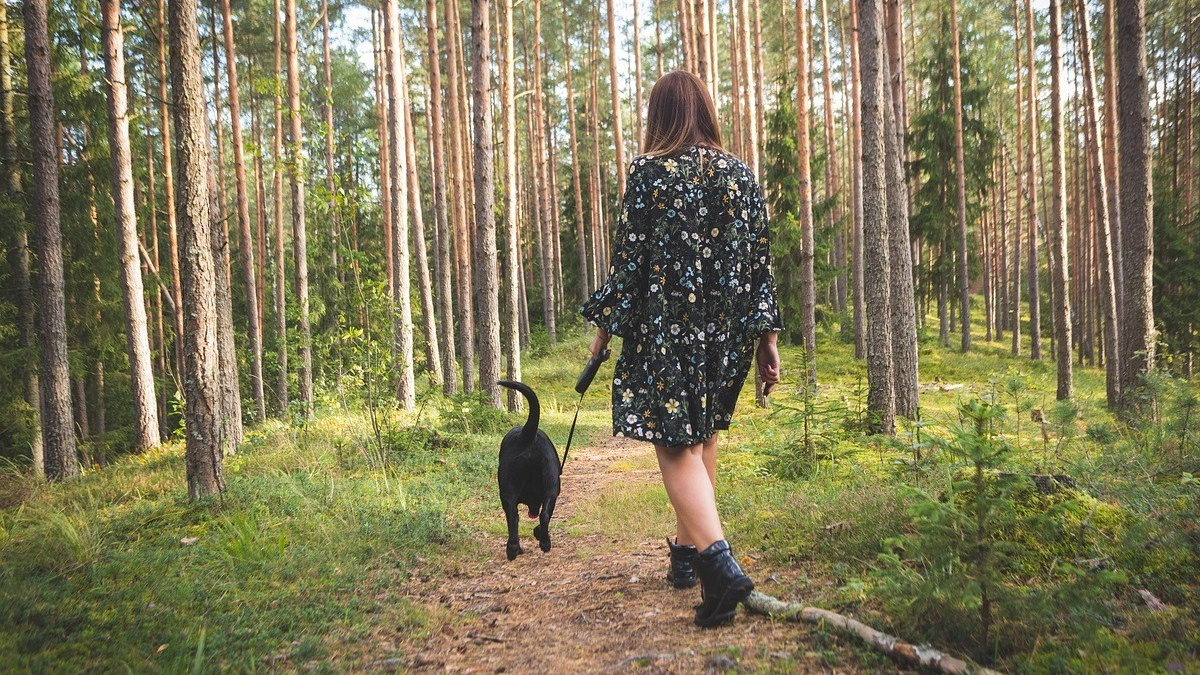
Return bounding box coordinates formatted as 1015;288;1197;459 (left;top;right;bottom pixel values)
497;380;540;447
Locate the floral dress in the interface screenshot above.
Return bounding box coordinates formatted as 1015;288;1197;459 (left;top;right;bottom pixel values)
580;145;783;447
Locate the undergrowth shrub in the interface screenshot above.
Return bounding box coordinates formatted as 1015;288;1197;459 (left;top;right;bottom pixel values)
439;391;522;435
873;398;1129;664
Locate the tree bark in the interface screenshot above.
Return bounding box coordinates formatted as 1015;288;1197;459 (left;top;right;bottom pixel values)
446;0;476;394
607;0;628;200
24;0;77;479
471;0;502;407
101;0;162;451
950;0;971;352
1116;0;1155;411
533;0;558;342
1047;0;1073;399
565;32;591;304
1024;0;1043;360
1102;0;1122;316
402;58;443;389
158;0;185;380
1011;0;1023;357
819;0;839;305
170;0;226;498
500;0;522;411
883;46;918;419
796;0;817;353
285;0;313;415
382;0;415;410
426;0;458;395
860;0;896;434
218;0;264;423
272;0;288;413
850;0;866;359
1074;0;1121;407
1;1;44;473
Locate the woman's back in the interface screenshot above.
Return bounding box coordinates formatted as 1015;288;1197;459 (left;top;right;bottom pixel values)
581;144;780;446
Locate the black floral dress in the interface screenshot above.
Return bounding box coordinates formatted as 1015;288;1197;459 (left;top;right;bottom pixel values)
580;145;783;447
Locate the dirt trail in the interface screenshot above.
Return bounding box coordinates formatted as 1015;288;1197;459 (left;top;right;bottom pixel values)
381;436;873;674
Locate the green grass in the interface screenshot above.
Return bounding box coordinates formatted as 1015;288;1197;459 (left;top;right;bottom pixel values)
0;315;1195;674
0;330;613;674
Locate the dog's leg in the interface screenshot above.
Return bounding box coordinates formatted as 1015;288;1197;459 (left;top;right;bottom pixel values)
533;493;557;553
503;498;524;560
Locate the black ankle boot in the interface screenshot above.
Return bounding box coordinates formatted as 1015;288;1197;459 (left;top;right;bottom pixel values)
693;540;754;628
666;538;698;589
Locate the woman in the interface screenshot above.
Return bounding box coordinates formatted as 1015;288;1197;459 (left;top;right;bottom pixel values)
580;71;782;628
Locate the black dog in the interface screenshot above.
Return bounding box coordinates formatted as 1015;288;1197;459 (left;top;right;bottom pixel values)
497;380;561;561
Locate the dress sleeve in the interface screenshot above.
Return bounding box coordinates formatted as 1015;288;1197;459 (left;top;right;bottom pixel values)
579;159;651;338
745;184;784;337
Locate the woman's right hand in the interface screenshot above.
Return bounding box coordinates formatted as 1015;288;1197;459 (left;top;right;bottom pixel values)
756;333;780;395
589;328;611;359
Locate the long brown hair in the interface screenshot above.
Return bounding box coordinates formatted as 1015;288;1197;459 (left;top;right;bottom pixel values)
642;71;723;157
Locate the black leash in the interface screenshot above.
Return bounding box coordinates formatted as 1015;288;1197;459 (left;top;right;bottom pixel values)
560;349;609;475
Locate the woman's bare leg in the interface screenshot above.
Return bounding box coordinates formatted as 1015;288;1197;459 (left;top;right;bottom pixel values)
702;432;719;488
657;441;724;551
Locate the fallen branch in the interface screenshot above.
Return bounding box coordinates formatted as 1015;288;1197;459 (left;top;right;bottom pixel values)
743;592;1006;675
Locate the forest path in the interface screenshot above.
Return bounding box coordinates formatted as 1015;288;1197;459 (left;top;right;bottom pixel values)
378;435;849;674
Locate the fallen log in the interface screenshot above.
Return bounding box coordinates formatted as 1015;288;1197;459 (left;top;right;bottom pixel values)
743;591;1006;675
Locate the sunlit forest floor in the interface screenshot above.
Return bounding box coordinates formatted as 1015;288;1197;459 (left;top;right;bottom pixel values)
1;316;1197;674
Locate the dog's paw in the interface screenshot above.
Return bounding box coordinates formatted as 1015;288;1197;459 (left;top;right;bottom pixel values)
506;543;524;561
533;526;552;552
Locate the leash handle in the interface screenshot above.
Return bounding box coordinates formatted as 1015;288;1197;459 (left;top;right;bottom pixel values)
575;349;610;394
561;349;610;475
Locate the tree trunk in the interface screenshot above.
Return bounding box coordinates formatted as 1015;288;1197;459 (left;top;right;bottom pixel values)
426;0;458;395
859;0;896;434
607;0;628;200
218;0;264;424
1047;0;1073;399
633;0;644;146
1074;0;1121;407
285;0;313;415
1;1;44;473
1116;0;1155;411
446;0;476;394
402;58;443;389
158;0;185;380
251;64;267;338
950;0;970;352
565;32;591;304
373;10;394;299
500;0;522;411
272;0;288;413
24;0;77;479
883;44;918;419
1011;0;1023;357
101;0;162;451
819;0;839;307
796;0;817;353
471;0;501;407
850;0;866;359
1102;0;1122;316
533;0;557;342
1024;0;1043;360
170;0;226;499
382;0;415;410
